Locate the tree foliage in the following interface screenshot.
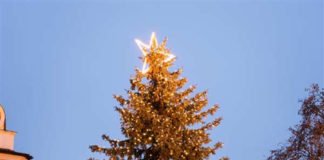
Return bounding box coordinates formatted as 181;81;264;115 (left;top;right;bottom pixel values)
90;34;224;160
268;84;324;160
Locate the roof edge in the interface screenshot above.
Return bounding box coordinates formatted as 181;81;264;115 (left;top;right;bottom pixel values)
0;148;33;159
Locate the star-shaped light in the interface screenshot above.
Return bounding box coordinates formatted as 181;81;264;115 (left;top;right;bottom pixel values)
135;32;175;74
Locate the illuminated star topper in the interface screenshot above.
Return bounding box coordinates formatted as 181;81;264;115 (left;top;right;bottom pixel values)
135;32;175;74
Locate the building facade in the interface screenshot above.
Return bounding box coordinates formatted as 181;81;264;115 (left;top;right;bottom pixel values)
0;105;32;160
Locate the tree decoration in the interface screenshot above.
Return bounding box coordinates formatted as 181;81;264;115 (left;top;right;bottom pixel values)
90;33;225;160
134;32;175;74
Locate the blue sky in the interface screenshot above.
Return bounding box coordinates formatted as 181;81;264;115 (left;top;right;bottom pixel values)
0;0;323;159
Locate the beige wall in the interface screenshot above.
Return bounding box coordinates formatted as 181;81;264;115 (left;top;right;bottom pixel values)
0;130;15;150
0;106;5;130
0;106;31;159
0;153;27;160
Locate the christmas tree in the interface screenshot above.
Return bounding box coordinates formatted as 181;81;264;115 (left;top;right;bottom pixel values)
90;33;224;160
